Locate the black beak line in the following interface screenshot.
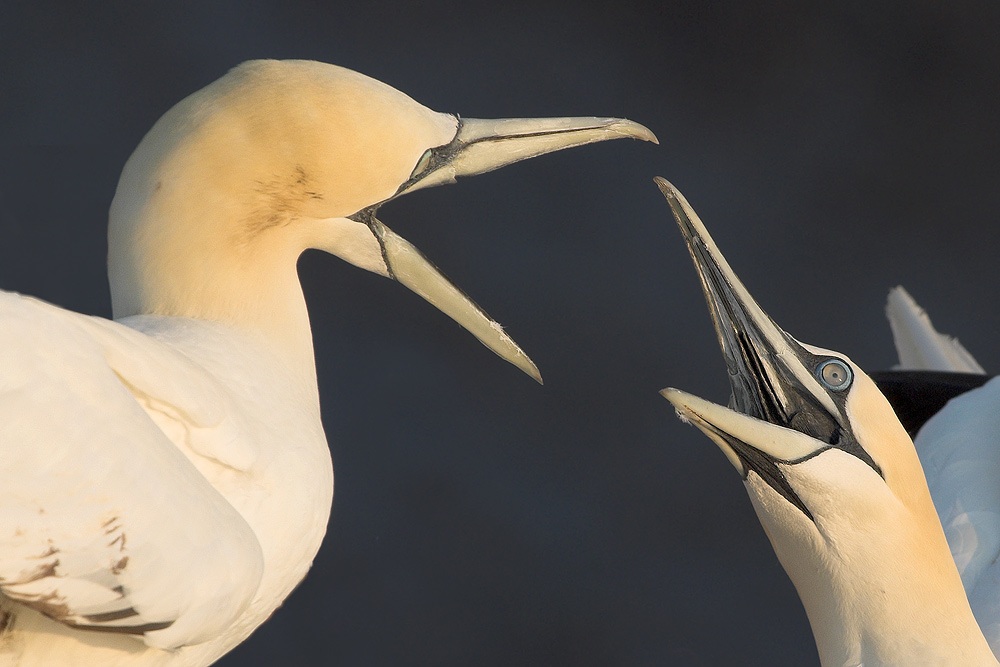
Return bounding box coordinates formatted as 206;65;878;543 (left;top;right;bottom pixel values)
656;178;881;517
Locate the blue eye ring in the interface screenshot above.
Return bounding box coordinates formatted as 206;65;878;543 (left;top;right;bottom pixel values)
817;359;853;391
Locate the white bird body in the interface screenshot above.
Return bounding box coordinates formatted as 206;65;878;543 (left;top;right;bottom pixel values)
657;180;999;666
0;293;331;666
886;286;1000;656
918;376;1000;657
743;372;993;666
0;60;655;665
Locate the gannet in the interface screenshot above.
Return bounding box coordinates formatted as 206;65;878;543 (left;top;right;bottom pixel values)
881;286;1000;657
0;59;655;666
655;178;999;666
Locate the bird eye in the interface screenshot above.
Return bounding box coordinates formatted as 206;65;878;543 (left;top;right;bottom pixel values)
817;359;852;391
409;149;434;179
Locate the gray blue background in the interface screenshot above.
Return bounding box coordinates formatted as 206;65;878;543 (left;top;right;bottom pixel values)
3;2;1000;664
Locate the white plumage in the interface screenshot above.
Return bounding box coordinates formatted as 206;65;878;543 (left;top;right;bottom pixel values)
658;178;1000;666
0;60;654;665
0;297;316;665
886;286;985;373
886;286;1000;656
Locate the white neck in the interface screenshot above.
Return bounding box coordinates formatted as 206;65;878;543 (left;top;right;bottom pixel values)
107;121;325;380
749;457;999;667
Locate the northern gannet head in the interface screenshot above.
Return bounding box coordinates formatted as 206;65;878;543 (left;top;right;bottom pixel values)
108;59;656;380
654;178;997;666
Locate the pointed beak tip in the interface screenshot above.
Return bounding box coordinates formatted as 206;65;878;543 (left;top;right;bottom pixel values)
629;122;659;144
599;118;656;142
660;387;699;427
490;339;543;385
659;386;689;409
601;119;658;145
653;177;678;198
526;363;544;385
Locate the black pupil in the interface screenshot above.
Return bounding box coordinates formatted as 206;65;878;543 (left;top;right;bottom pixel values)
822;361;847;387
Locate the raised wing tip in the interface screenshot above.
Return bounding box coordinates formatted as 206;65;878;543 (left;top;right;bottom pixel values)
885;285;985;374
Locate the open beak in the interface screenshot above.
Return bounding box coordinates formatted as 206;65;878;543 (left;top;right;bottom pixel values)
654;177;839;425
661;386;824;519
654;178;873;514
352;117;657;383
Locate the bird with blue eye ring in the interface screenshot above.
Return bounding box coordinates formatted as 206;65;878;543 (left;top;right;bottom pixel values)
657;177;1000;667
817;358;852;391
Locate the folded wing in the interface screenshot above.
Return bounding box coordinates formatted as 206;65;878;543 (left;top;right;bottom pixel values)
0;291;264;649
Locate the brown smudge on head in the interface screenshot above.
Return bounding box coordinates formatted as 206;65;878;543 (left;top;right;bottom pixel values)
243;165;324;241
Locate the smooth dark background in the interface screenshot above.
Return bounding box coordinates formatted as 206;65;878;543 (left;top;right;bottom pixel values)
3;2;1000;665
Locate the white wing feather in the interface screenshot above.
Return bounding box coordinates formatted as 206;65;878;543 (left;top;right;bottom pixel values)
914;378;1000;653
885;286;1000;652
0;291;264;649
886;285;984;373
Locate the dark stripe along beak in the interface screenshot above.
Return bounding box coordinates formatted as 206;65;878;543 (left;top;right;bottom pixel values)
655;178;881;518
346;117;657;384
